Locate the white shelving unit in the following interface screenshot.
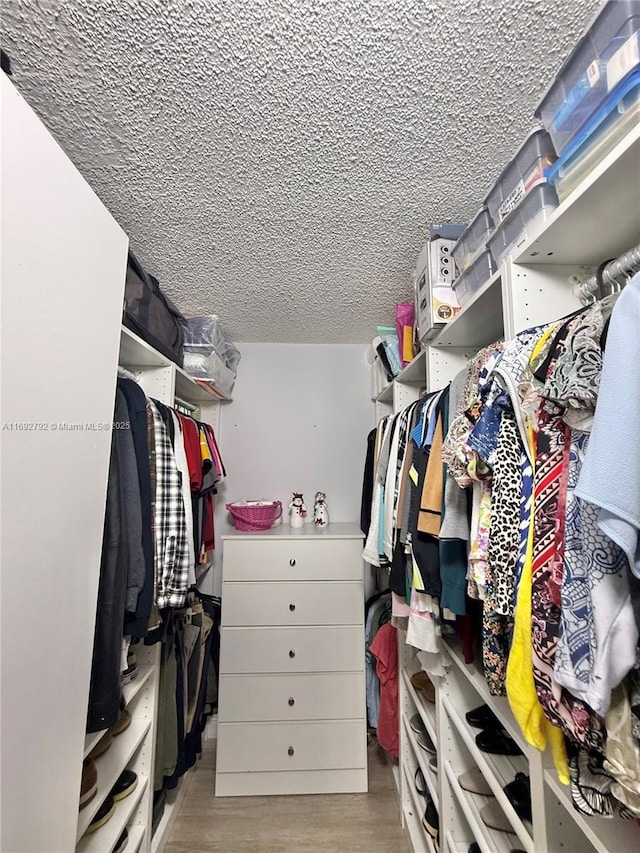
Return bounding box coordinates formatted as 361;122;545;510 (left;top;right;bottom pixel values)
377;120;640;853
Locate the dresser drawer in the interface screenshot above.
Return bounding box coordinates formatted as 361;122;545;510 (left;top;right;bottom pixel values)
218;672;365;722
223;538;362;581
222;581;363;627
220;625;364;674
216;720;366;773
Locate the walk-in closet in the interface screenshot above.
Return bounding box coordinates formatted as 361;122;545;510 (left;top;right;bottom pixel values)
2;1;640;852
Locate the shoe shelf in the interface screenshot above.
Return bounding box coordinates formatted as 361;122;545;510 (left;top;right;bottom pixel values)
402;762;437;853
443;829;467;853
84;728;109;761
122;662;155;707
77;775;148;853
444;761;520;853
76;719;151;842
402;667;438;745
402;715;439;812
543;767;640;853
128;825;146;853
444;639;528;757
441;695;533;853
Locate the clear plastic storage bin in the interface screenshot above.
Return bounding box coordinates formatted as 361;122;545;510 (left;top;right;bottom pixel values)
451;251;495;308
487;182;559;267
485;128;557;225
535;0;640;154
547;70;640;201
452;207;495;274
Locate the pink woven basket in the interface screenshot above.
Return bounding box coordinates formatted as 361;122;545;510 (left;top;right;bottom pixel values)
226;500;283;532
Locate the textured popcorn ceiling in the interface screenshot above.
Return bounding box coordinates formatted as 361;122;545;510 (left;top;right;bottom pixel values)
2;0;601;343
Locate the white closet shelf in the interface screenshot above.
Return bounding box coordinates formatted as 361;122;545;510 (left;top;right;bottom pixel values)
119;327;171;369
76;719;151;841
402;762;437;853
544;767;640;853
76;775;148;853
84;728;109;761
444;761;520;853
397;350;427;384
122;662;155;707
402;668;438;744
430;271;503;349
402;716;439;812
442;696;533;852
128;825;146;853
514;123;640;266
376;383;394;403
445;829;467;852
174;365;231;403
444;640;528;756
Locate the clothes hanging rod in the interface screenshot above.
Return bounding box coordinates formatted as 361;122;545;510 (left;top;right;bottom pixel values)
174;395;198;413
571;242;640;303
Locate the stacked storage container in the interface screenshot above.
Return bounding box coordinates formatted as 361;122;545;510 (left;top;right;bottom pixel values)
537;0;640;199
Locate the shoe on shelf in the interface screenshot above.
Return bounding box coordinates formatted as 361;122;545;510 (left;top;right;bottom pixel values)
79;759;97;810
87;729;113;761
468;845;480;853
428;755;438;774
475;727;523;756
84;795;115;835
416;729;437;756
409;713;428;737
110;707;132;737
465;704;500;729
415;768;427;797
121;661;138;686
114;828;128;853
458;767;493;796
503;772;532;822
110;769;138;802
422;795;439;838
479;800;513;833
410;670;436;703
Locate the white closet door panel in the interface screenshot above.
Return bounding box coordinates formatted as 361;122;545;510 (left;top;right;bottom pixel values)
220;626;364;673
216;720;366;773
215;767;368;796
222;580;363;626
223;538;362;581
218;672;365;722
1;77;128;853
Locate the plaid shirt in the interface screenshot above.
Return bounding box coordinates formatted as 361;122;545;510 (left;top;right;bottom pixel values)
148;400;190;608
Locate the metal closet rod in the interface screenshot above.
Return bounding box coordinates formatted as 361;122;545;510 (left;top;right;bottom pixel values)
571;242;640;302
174;395;198;413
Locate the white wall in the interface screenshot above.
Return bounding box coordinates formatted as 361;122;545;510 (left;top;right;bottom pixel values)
205;343;374;595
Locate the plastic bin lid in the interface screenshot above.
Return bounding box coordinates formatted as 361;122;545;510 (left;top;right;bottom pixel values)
547;68;640;184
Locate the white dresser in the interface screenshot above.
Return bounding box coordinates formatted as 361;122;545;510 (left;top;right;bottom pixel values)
215;523;368;797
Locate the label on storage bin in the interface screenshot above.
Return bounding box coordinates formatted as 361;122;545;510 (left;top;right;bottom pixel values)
607;31;640;92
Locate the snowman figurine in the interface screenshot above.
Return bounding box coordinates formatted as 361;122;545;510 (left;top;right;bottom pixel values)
313;491;330;527
289;492;307;528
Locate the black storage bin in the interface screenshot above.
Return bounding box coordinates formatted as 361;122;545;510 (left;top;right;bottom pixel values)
123;251;185;367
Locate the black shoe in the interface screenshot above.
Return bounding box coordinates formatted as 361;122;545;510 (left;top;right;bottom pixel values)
114;829;128;853
422;795;439;838
415;768;427;796
84;796;115;834
410;713;428;737
416;729;437;755
110;769;138;802
466;704;500;729
468;845;480;853
476;727;523;756
503;772;532;822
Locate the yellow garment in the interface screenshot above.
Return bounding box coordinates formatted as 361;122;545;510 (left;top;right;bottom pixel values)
505;427;569;785
417;414;444;536
199;425;213;467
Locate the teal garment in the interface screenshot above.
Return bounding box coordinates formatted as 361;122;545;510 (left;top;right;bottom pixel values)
439;538;467;615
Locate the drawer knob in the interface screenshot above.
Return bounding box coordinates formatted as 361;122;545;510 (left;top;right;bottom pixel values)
289;603;296;612
288;746;294;756
289;558;296;567
288;697;295;706
289;649;296;658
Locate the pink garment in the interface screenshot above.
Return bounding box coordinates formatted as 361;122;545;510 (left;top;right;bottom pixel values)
370;622;399;758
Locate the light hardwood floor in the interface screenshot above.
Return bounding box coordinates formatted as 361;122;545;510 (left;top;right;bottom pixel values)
165;738;411;852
